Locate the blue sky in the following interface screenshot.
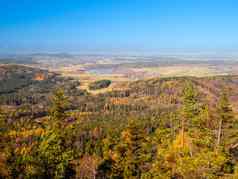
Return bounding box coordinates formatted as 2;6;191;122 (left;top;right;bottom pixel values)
0;0;238;54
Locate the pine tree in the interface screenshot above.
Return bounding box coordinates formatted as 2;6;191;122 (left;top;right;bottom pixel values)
38;129;73;178
216;90;237;149
36;89;73;178
0;107;6;132
112;119;151;178
0;107;7;147
181;81;199;147
49;88;69;128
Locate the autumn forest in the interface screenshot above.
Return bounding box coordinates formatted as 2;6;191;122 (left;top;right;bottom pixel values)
0;64;238;179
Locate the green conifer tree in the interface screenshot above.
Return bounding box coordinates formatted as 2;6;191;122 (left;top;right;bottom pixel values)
112;119;151;179
49;88;69;128
181;81;199;147
216;90;237;149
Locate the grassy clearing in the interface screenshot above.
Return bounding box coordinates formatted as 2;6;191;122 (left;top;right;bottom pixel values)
133;65;226;77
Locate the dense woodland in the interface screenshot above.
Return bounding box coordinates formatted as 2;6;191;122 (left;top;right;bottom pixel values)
1;65;238;178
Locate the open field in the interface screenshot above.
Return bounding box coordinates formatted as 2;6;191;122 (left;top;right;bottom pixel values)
132;64;226;77
53;62;233;94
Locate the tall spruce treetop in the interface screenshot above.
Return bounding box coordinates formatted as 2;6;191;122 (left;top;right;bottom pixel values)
112;119;150;178
181;80;200;135
217;90;237;148
182;81;199;121
217;90;233;124
49;89;69;125
0;107;6;133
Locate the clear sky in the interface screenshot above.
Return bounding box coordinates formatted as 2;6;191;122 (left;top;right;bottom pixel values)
0;0;238;54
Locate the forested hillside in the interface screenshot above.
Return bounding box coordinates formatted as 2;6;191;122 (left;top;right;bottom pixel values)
0;64;85;119
1;66;238;178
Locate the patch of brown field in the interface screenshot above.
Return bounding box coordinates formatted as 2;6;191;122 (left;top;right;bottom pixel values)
34;73;46;81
